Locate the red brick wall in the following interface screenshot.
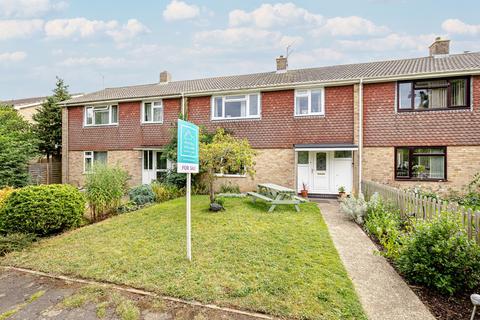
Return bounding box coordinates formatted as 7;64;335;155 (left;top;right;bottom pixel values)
364;76;480;147
68;86;355;150
68;98;181;151
188;86;354;148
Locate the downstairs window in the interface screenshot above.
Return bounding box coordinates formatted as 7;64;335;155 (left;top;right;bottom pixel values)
84;151;107;173
395;147;446;180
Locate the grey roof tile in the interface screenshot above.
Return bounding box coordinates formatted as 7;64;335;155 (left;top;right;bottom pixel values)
64;52;480;105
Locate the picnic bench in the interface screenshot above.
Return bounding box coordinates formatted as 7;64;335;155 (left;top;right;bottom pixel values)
247;183;306;212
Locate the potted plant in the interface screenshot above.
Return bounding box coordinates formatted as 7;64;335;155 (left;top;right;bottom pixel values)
338;186;346;199
300;182;308;198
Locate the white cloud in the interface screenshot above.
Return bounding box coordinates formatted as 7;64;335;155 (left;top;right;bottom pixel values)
291;48;346;67
337;33;436;52
194;27;303;50
229;3;322;28
106;19;150;42
44;17;149;42
442;19;480;36
0;0;67;18
163;0;200;21
313;16;389;36
0;19;44;40
59;56;127;67
0;51;27;63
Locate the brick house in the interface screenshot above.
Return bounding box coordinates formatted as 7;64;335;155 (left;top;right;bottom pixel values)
62;38;480;196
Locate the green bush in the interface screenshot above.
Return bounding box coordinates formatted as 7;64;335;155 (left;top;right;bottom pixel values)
151;182;184;202
219;181;240;194
0;186;15;209
158;169;186;189
128;184;155;205
396;214;480;295
0;233;36;256
0;184;85;236
84;164;129;221
365;194;404;259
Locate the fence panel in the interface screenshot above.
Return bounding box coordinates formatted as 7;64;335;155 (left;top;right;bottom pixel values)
28;162;62;185
362;180;480;243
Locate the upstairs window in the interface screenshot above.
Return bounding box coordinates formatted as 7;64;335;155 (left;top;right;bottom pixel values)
398;77;469;111
85;105;118;126
395;147;446;180
142;101;163;123
84;151;107;173
295;88;325;116
212;93;260;120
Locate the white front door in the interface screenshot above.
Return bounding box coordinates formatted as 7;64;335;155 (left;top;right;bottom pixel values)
333;151;353;193
312;152;330;193
142;150;170;184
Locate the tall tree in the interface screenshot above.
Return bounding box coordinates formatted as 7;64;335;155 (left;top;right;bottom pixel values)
0;105;38;187
33;77;71;160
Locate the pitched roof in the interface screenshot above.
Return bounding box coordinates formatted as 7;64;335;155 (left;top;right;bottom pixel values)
64;51;480;106
2;96;47;107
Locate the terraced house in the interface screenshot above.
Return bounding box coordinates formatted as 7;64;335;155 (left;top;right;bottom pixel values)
62;38;480;196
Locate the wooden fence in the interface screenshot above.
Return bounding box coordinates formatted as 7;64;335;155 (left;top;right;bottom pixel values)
28;161;62;185
362;180;480;243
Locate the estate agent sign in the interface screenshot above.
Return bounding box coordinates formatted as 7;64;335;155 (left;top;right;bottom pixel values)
177;119;199;261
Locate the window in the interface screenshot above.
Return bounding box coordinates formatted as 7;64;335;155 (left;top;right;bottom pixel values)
142;101;163;123
211;93;260;120
295;88;325;116
85;105;118;126
297;151;309;164
143;150;169;181
395;147;446;180
334;151;352;158
316;153;327;171
156;151;168;180
84;151;107;173
397;77;470;111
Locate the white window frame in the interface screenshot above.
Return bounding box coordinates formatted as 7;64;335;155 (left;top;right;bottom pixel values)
211;93;261;120
294;88;325;116
141;100;164;124
84;105;118;126
83;151;107;173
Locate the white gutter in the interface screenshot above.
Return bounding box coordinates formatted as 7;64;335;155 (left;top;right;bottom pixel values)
358;78;364;195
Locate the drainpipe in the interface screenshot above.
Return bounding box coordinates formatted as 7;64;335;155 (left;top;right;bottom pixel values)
358;78;364;194
181;92;186;119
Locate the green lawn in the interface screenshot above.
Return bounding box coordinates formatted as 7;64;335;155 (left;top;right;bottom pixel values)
2;196;365;319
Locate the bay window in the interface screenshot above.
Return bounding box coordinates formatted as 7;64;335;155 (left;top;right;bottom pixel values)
212;93;260;120
397;77;469;111
84;151;107;173
295;88;324;116
395;147;446;180
85;105;118;126
142;101;163;123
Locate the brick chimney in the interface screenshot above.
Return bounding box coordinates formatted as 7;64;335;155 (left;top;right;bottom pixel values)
159;71;171;83
429;37;450;56
276;55;288;73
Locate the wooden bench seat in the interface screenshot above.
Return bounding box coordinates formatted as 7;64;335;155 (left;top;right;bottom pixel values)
246;191;273;202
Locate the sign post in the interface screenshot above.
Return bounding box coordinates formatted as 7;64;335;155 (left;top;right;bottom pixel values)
177;119;199;261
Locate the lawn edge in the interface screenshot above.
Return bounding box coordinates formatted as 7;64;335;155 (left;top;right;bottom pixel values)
2;266;275;320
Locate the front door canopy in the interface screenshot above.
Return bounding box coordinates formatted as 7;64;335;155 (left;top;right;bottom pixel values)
294;144;358;152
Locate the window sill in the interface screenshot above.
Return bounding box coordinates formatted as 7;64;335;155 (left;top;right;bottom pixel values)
294;114;325;118
141;122;164;125
84;124;119;128
211;117;261;122
397;107;470;113
395;178;448;182
215;173;247;178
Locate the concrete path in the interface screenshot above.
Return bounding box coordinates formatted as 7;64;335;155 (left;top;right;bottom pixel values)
317;200;435;320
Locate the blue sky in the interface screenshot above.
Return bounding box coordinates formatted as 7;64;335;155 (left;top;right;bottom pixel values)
1;0;480;100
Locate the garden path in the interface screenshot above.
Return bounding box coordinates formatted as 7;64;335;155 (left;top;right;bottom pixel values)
317;199;436;320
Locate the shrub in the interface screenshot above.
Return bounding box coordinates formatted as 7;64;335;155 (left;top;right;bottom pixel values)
219;181;240;194
0;233;36;256
84;164;129;221
365;194;404;259
396;214;480;295
0;186;15;208
128;184;155;205
214;196;225;207
340;193;367;224
0;184;85;235
151;182;184;202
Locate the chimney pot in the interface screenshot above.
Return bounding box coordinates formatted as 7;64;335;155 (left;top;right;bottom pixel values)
276;55;288;73
429;37;450;56
159;71;171;83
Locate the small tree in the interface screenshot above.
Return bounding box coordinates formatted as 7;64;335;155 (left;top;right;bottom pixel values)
200;129;256;203
0;105;38;187
33;77;71;160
